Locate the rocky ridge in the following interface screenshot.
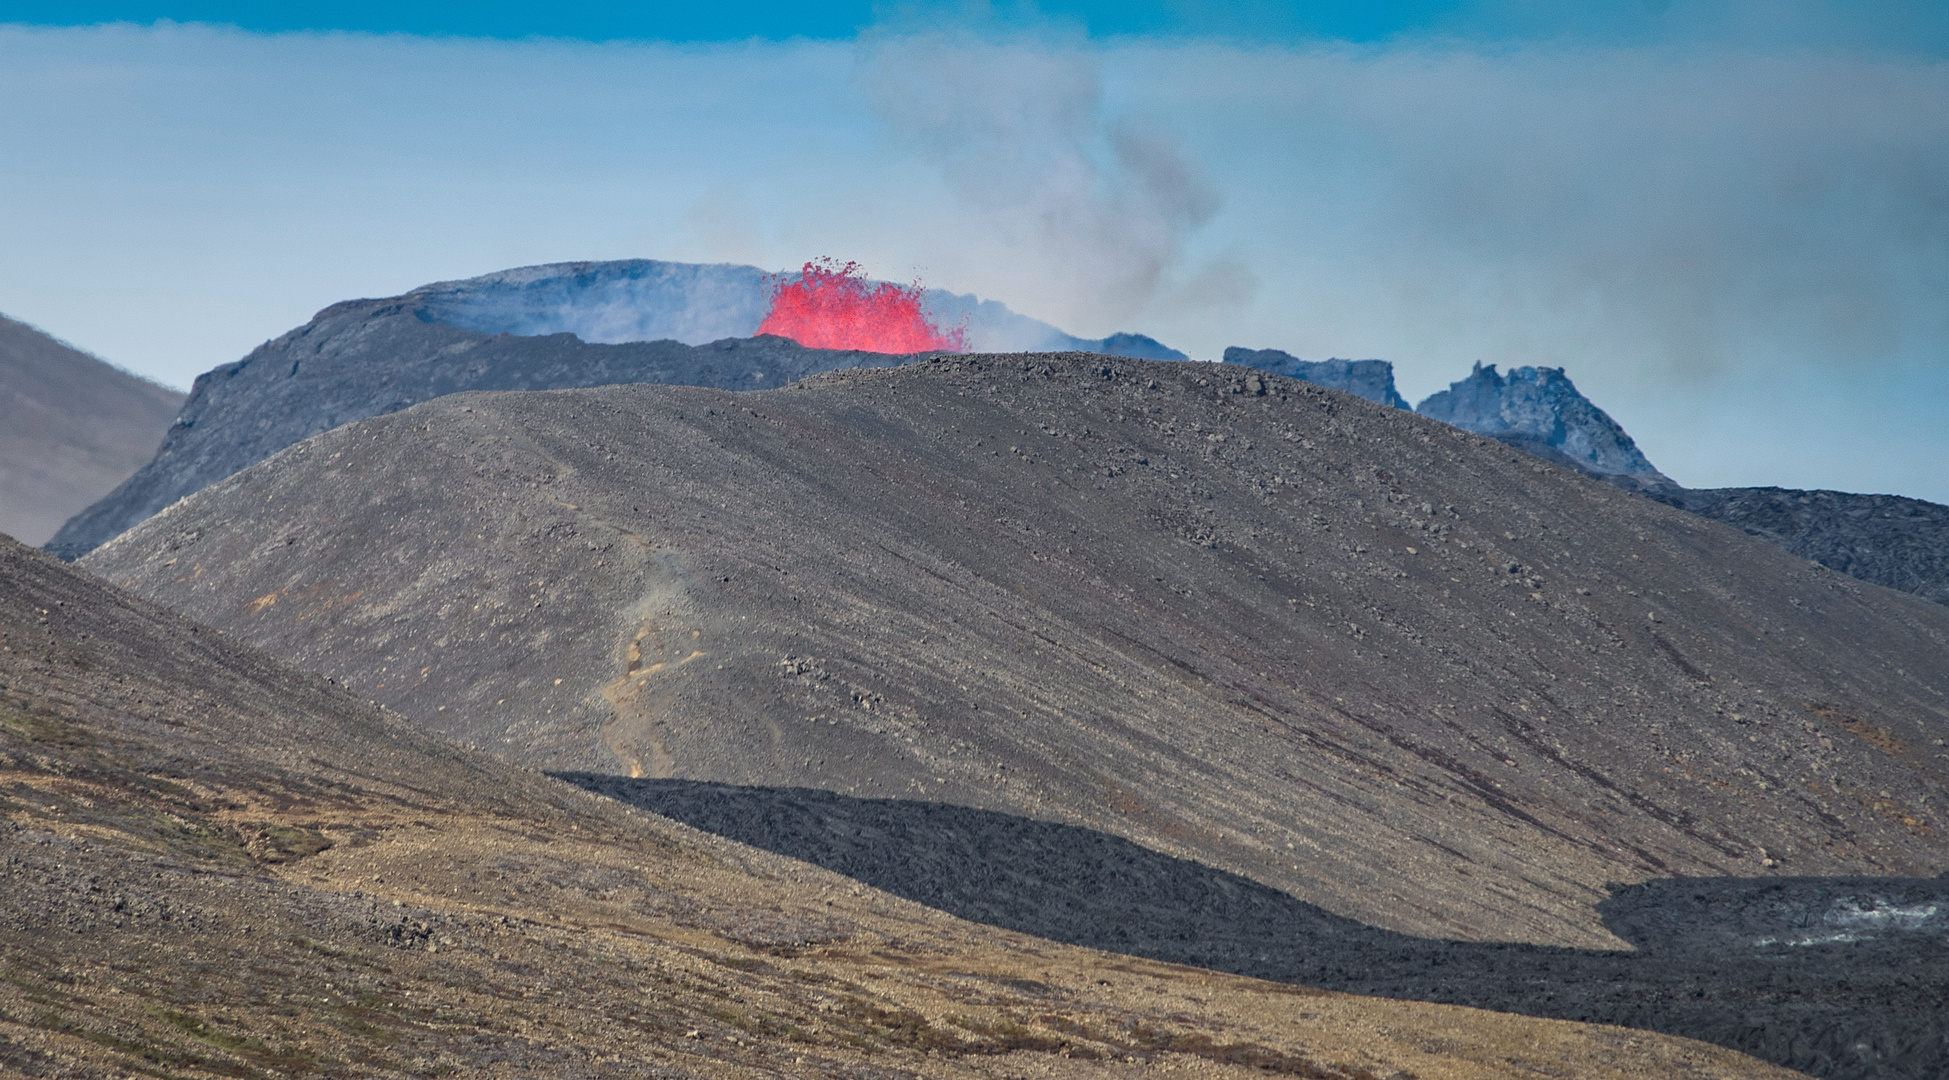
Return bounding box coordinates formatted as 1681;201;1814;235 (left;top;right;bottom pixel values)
1654;486;1949;609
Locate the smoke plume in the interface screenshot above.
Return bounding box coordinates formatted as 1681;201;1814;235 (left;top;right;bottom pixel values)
859;32;1247;334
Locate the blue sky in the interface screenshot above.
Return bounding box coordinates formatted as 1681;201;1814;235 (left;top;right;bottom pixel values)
0;3;1541;44
3;2;1948;502
15;1;1949;50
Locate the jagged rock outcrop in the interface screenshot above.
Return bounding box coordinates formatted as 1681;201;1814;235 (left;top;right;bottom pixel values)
1222;347;1410;409
1416;362;1671;482
1216;353;1652;476
0;314;182;546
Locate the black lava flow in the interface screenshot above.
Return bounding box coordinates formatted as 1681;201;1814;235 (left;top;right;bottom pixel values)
562;774;1949;1080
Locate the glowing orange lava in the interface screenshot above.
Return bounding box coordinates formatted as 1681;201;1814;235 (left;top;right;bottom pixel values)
757;259;965;354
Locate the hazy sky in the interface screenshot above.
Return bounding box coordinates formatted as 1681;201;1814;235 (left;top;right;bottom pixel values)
3;2;1946;501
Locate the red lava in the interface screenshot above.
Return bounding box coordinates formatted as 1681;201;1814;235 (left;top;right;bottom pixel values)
758;258;965;354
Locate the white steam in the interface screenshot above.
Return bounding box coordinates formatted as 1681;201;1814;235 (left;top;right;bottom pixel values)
859;34;1248;335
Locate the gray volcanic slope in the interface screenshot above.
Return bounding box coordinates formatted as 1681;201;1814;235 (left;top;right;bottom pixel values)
45;299;919;560
87;354;1949;951
0;314;182;546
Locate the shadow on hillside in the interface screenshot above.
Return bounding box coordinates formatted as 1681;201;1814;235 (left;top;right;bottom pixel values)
558;774;1949;1080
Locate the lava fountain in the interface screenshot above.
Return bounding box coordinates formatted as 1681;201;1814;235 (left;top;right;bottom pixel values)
757;259;966;353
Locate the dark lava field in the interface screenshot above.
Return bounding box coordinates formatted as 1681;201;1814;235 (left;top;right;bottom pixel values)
79;352;1949;1079
567;775;1947;1080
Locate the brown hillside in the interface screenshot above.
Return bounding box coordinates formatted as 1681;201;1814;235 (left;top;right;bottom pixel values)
1;540;1799;1080
0;314;182;545
85;353;1949;951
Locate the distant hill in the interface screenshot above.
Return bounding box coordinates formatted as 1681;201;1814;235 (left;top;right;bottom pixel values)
1406;361;1949;608
1650;486;1949;608
1404;362;1949;607
45;318;918;560
0;314;182;545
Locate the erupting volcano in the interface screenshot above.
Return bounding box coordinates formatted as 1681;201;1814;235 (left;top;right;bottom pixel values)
757;258;966;353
